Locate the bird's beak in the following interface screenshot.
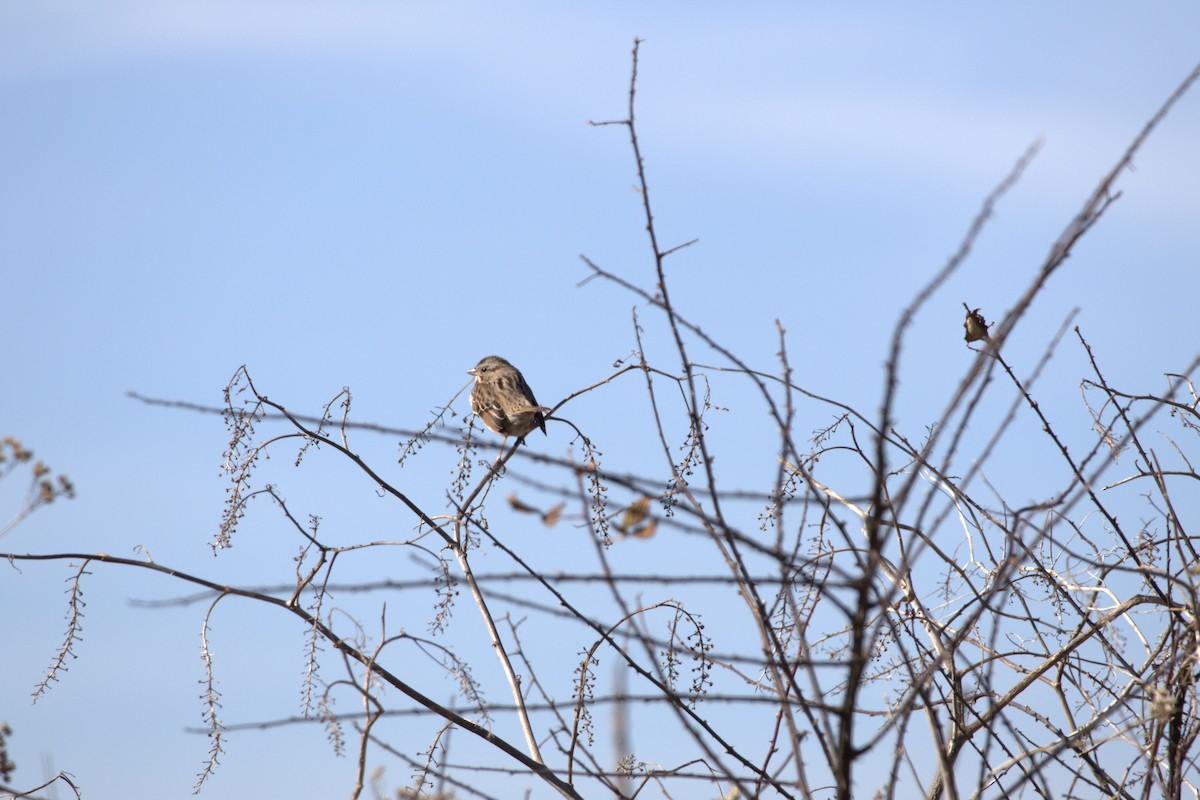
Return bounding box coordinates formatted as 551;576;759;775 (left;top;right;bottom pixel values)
467;368;477;377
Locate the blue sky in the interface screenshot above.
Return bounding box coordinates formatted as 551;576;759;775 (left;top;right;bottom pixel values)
3;3;1198;798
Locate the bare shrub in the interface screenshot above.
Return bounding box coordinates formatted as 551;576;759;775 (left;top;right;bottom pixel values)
5;43;1199;800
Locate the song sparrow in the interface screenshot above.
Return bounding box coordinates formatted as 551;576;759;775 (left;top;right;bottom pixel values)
468;355;549;443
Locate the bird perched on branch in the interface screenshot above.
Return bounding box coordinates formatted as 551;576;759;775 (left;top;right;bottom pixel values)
468;355;549;444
